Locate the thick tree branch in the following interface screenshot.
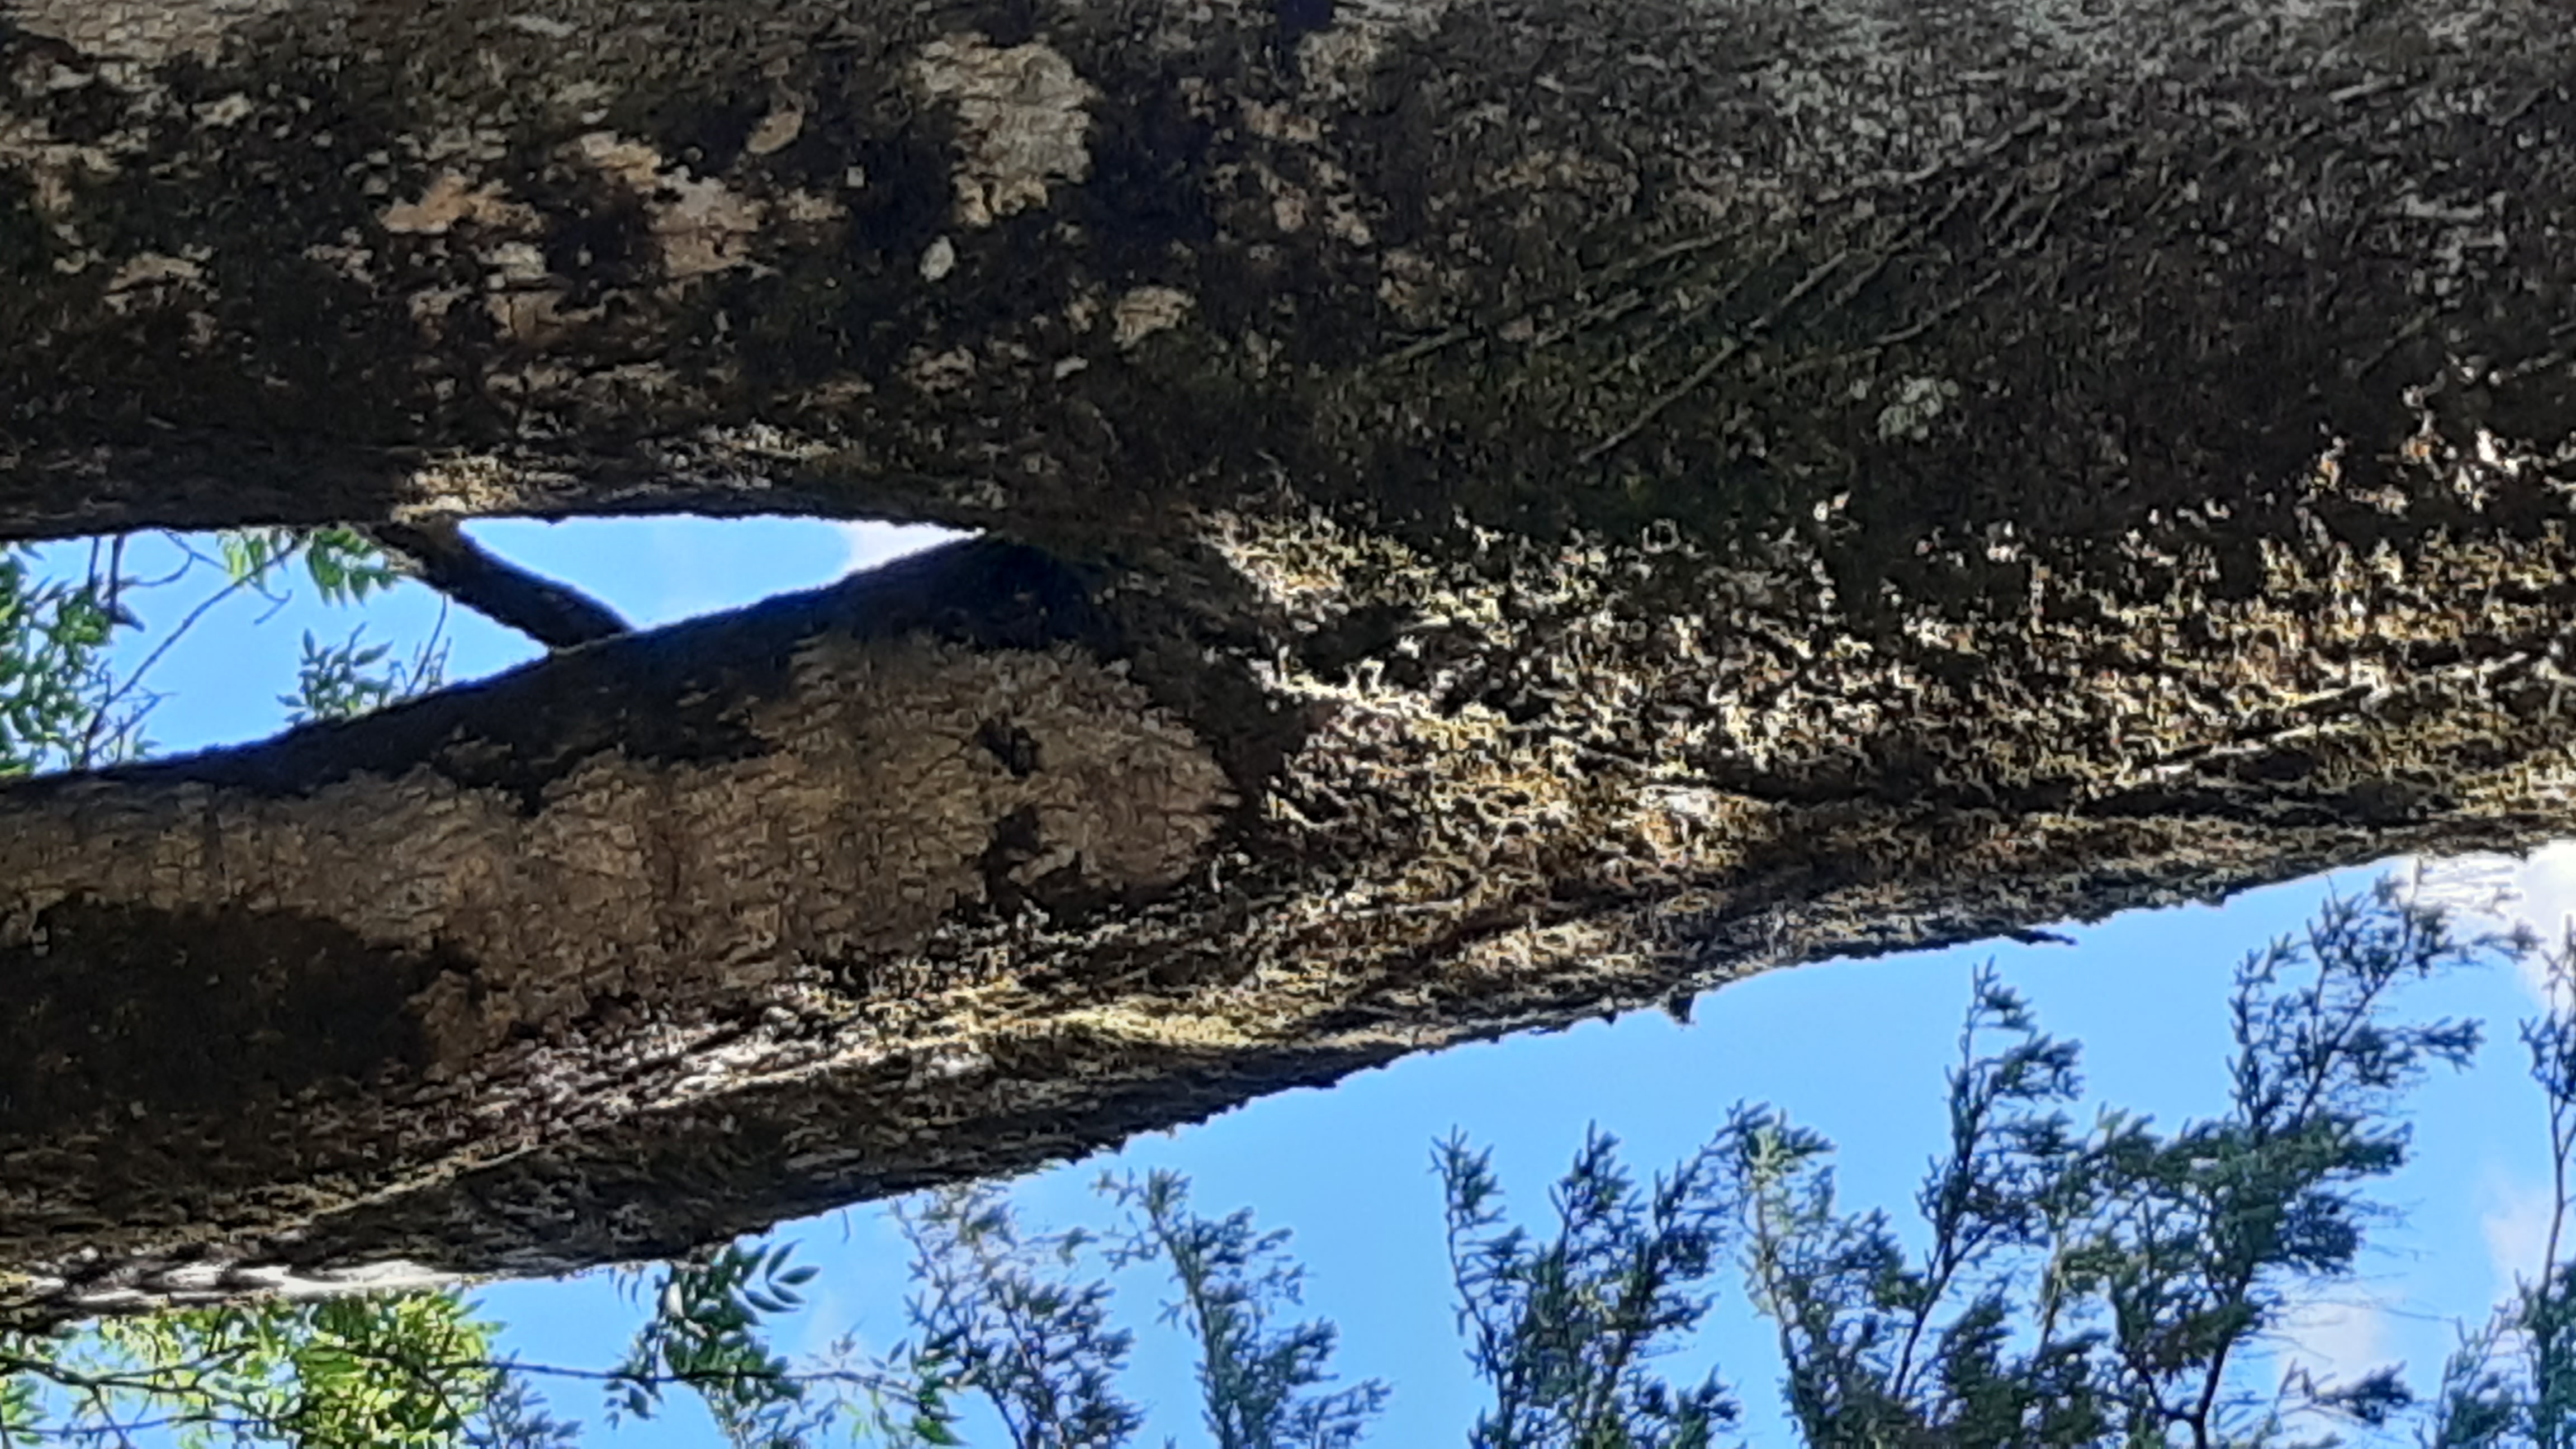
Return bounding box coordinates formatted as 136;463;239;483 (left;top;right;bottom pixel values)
367;519;630;648
4;517;2572;1327
0;0;2565;561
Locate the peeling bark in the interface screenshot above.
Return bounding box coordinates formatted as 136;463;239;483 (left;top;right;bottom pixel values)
5;0;2576;1323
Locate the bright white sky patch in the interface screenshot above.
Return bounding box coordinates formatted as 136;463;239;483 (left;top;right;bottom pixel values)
838;520;960;576
2275;1292;2397;1399
2407;843;2576;1007
2482;1164;2559;1302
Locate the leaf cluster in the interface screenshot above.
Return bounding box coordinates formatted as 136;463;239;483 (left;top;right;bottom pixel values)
1;526;434;773
1102;1169;1390;1449
0;1290;499;1447
609;1241;823;1447
1443;1128;1739;1449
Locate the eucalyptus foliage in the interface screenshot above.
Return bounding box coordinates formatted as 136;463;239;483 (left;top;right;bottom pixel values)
0;527;434;771
893;1184;1140;1449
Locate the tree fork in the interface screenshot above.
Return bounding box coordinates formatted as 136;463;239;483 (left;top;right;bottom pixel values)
4;0;2576;1320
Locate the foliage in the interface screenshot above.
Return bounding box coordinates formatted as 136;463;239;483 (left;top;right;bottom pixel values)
608;1242;826;1448
283;626;449;722
894;1185;1139;1449
0;1291;500;1447
2423;946;2576;1449
217;526;401;607
0;527;429;770
1441;1129;1738;1449
463;1371;584;1449
0;542;149;772
1720;882;2522;1449
1102;1169;1389;1449
0;1246;858;1448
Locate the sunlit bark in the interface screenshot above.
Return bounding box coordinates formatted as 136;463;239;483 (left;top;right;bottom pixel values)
3;0;2574;1325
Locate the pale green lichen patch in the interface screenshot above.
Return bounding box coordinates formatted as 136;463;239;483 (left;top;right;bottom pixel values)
1874;375;1960;442
910;35;1100;228
378;172;540;236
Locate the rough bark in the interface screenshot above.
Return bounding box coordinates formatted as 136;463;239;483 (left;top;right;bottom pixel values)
5;0;2576;1324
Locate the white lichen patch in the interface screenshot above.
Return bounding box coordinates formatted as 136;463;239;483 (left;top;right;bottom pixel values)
568;127;669;179
1876;375;1961;441
101;249;206;312
910;35;1099;228
485;287;603;345
1374;248;1438;322
0;114;130;219
1269;183;1311;234
1291;0;1473;106
1111;286;1194;349
378;172;541;236
778;190;845;224
656;186;765;277
906;345;979;393
502;12;577;39
1237;100;1322;145
1488;147;1631;236
1241;143;1374;247
480;240;549;283
571;131;834;282
744;101;806;157
405;286;470;338
192;92;255;127
394;452;548;516
301;239;374;284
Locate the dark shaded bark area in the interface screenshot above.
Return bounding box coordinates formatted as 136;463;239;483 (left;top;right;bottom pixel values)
5;0;2576;1323
4;0;2569;563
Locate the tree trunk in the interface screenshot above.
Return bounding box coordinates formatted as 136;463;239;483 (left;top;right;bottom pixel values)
3;0;2574;1324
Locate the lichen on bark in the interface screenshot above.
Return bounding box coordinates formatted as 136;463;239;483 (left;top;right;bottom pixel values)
4;0;2576;1322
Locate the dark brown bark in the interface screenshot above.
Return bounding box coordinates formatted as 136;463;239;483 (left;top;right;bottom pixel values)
369;518;631;646
4;0;2576;1324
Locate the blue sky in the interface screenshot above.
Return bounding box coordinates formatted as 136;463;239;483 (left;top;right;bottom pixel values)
24;517;2576;1446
